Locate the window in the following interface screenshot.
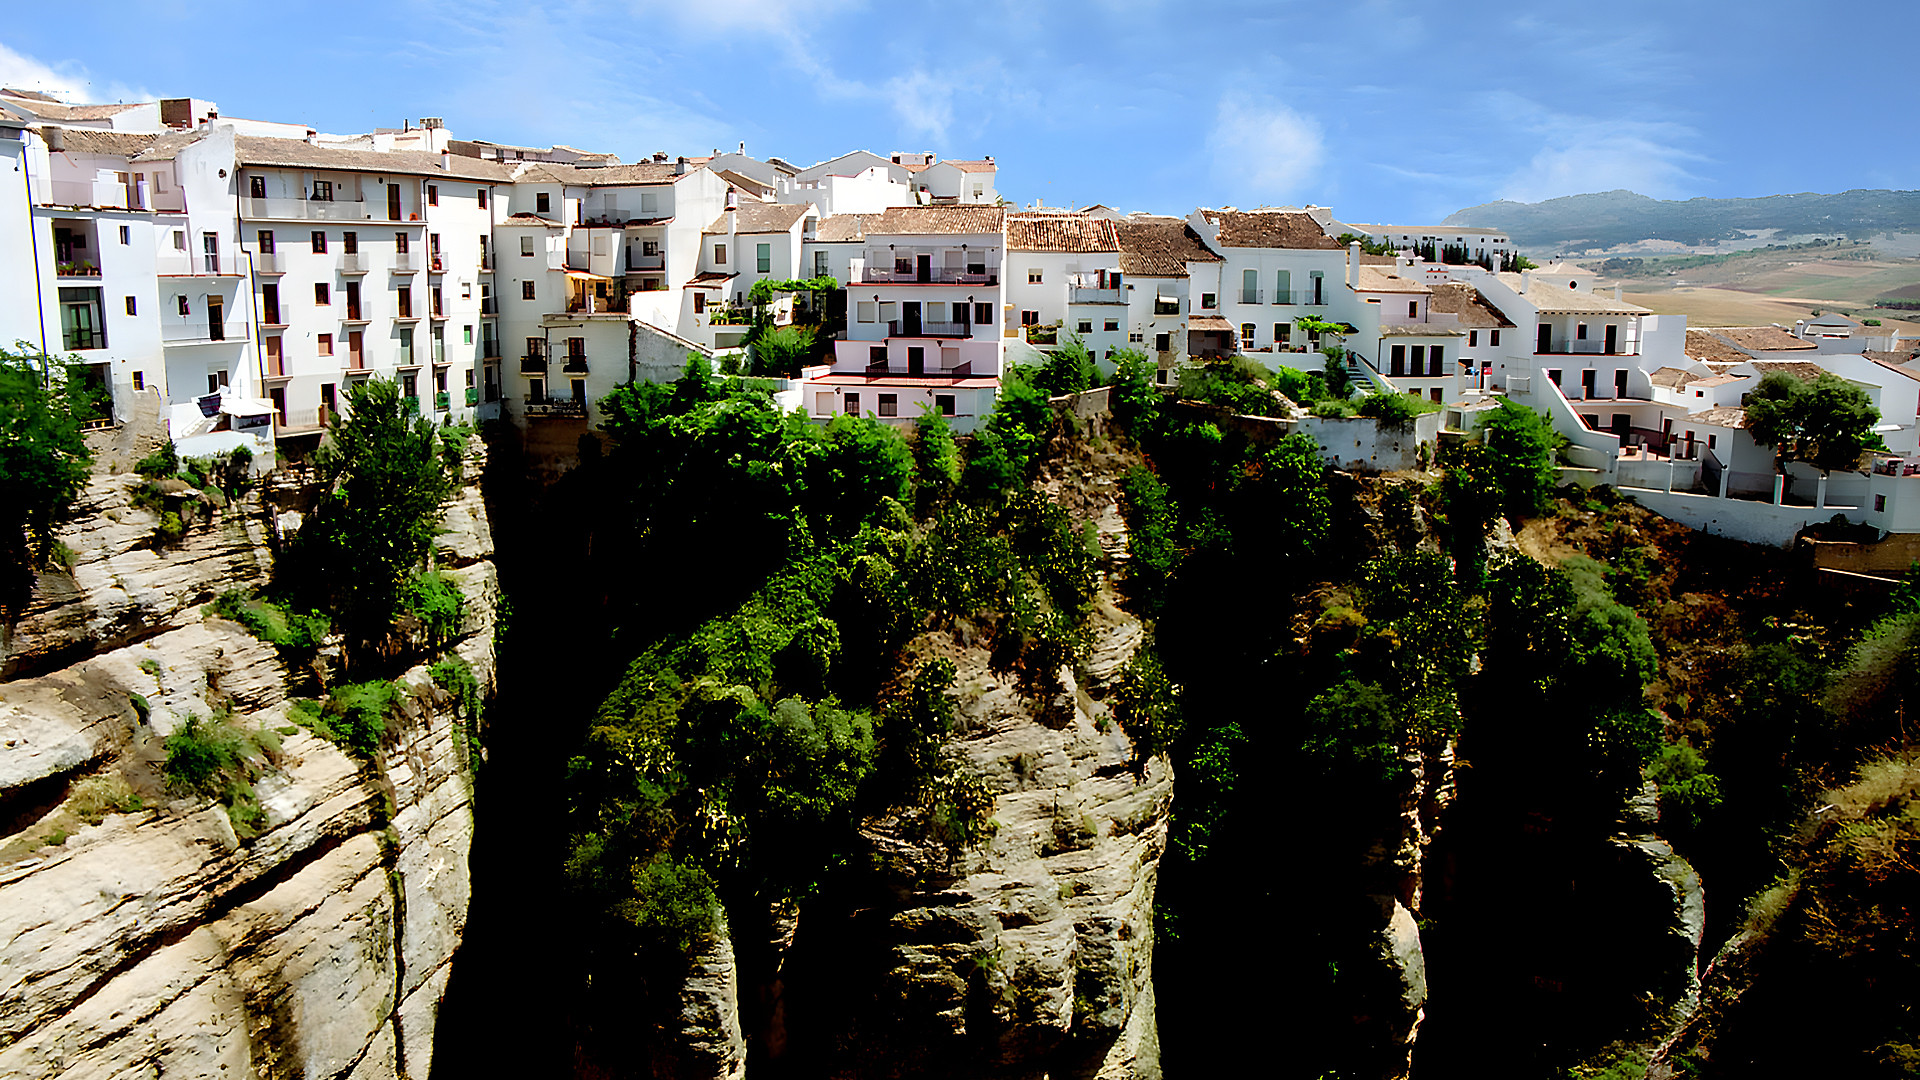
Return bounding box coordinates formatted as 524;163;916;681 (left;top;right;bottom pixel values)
249;175;266;199
1241;323;1256;344
1021;310;1039;326
869;346;888;365
844;393;859;415
1028;269;1043;284
1877;494;1888;513
756;243;770;274
1201;292;1217;310
463;325;473;345
1129;332;1144;343
1409;301;1418;318
693;293;706;315
1275;269;1291;302
312;180;333;202
59;287;106;350
177;295;190;316
259;230;275;253
172;230;185;251
1547;368;1563;387
1078;320;1093;334
521;236;534;257
878;394;898;417
119;225;130;245
936;394;955;416
856;300;876;323
427;184;438;206
1430;345;1444;373
124;296;137;316
132;371;144;390
399;331;415;367
432;286;443;317
1577;323;1588;340
1104;319;1120;332
260;284;280;325
522;281;535;300
1390;344;1406;376
477;189;487;209
975;303;993;324
641;192;658;213
319;333;333;356
1490;329;1500;347
311;231;327;254
397;288;413;318
1708;434;1717;450
536;192;550;213
1468;330;1478;347
395;233;409;253
713;243;727;264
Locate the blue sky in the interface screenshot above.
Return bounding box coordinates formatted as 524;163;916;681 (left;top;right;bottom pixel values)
5;1;1914;224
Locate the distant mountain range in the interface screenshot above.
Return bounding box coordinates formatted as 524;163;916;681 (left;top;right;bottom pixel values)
1443;189;1920;254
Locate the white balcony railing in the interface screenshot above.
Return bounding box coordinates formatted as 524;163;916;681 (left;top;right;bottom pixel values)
1068;286;1125;305
339;252;374;274
858;267;1000;285
626;254;665;271
240;196;372;222
392;252;419;273
161;321;242;344
888;320;972;338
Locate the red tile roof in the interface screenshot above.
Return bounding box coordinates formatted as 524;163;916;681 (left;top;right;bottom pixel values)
1113;217;1220;276
870;205;1005;235
1200;209;1342;250
1007;213;1119;253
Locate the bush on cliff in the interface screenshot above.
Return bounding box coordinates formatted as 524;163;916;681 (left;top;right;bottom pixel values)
0;349;95;615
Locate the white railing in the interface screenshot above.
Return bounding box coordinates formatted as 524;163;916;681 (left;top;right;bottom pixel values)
161;321;241;344
392;252;420;273
240;196;372;222
339;252;374;273
1069;286;1125;304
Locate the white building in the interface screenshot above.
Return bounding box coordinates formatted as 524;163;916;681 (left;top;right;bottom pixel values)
1004;213;1128;368
1111;215;1222;384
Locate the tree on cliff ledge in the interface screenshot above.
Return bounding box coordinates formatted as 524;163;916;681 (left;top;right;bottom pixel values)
0;350;94;617
289;377;452;644
1745;370;1881;476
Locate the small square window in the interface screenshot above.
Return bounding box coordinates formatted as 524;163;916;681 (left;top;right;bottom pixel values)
1078;320;1093;334
1028;269;1042;284
870;346;887;365
311;231;327;254
844;393;859;415
878;394;898;417
177;296;190;316
132;371;144;390
1708;434;1717;450
714;243;727;264
1468;330;1478;347
1876;494;1888;513
314;283;330;305
936;394;955;416
1201;292;1217;310
520;236;534;256
428;184;439;206
536;192;550;213
522;281;536;300
124;296;137;316
319;334;333;356
1490;330;1500;347
1105;320;1119;332
1022;310;1039;326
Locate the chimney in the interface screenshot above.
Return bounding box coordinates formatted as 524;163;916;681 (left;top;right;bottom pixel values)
42;127;64;153
440;152;452;171
1348;240;1361;290
653;151;667;163
739;141;745;154
726;188;738;212
676;155;688;175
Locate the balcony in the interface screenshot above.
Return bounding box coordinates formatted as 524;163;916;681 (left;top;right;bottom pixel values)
429;256;447;273
1272;290;1322;305
524;397;586;419
44;179;150;210
520;354;549;374
338;252;373;274
1237;289;1261;305
1024;324;1058;345
392;252;419;273
888;320;972;338
256;252;287;274
478;255;494;272
240;196;370;222
161;322;239;346
465;386;480;407
857;267;1000;286
480;299;498;316
435;391;452;410
55;261;102;279
1535;343;1639;357
626;254;665;272
561;355;589;374
480;340;501;359
1069;285;1125;305
275;408;328;435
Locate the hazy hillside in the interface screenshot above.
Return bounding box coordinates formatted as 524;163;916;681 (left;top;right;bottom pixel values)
1445;189;1920;253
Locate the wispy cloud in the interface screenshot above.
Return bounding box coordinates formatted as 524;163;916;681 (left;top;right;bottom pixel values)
0;41;155;104
886;69;955;143
1494;105;1708;203
1207;94;1325;204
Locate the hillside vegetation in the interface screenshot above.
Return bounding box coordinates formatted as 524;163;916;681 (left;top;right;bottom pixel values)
1446;189;1920;253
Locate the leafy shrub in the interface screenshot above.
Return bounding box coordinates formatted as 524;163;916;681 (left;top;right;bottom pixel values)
1310;397;1356;418
134;440;179;479
1112;646;1183;765
615;853;721;954
401;571;465;644
1647;740;1722;832
162;712;277;838
207;590;330;649
309;680;397;757
68;773;142;823
1032;335;1096;396
1300;678;1406;786
430;655;483;721
913;408;961;515
1106;348;1161;435
151;511;187;549
1119;467;1179;608
1357;391;1438;428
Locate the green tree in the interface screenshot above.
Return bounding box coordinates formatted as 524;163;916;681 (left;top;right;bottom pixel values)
1033;334;1096;396
748;324;819;377
0;350;94;614
912;408;961;514
292;378;453;644
1107;348;1162;436
1479;400;1563;520
1745;370;1881;475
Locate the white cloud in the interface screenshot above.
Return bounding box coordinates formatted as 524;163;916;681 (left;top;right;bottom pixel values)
1491;100;1708;203
1207;94;1325;203
886;70;955;143
0;41;154;104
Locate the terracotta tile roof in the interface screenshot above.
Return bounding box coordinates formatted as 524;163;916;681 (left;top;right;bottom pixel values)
1199;209;1342;250
1689;405;1748;428
870;205;1005;236
1379;325;1464;337
235;136;517;182
940;159;997;173
1649;367;1698;389
703;202;813;235
1748;361;1826;380
1359;253;1398;265
686;271;737;287
1685;328;1750;364
1871;357;1920;383
1355;266;1429;294
713;168;773;194
42;127;156;157
1006;212;1119;253
1689;374;1743;388
1;88;61;103
502;213;563;227
1188;316;1235;332
812;214;873;242
1428;282;1514;327
1113;217;1220;276
518;161;683;185
0;94;145;121
1711;326;1816;352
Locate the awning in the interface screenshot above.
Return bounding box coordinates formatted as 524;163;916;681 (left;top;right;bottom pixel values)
1188;316;1234;332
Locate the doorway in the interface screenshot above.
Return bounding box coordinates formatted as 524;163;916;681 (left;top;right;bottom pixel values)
388;184;402;221
907;346;924;375
1615;369;1628;398
916;254;931;283
1581;369;1595;398
1605;324;1619;355
902;301;922;336
1537;324;1552;354
207;295;224;341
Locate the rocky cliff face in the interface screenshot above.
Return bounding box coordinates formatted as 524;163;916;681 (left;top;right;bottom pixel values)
0;450;495;1080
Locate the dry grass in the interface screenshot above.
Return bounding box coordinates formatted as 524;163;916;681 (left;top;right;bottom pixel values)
1823;755;1920;820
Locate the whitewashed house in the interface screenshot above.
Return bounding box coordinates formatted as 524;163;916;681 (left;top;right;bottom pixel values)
1004;212;1128;367
1111;215;1222;384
